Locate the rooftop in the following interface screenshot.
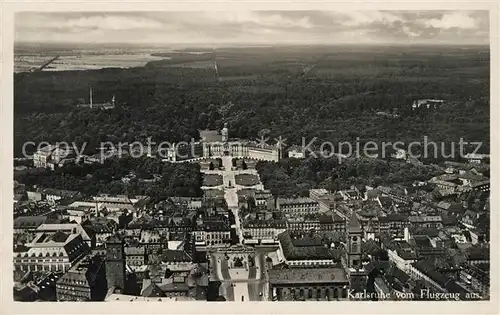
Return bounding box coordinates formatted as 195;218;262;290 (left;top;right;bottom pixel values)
277;197;318;205
41;188;79;198
268;268;348;284
412;259;455;290
310;189;329;196
471;180;490;188
33;231;74;244
466;245;490;261
162;250;193;263
58;254;105;286
243;219;286;228
158;283;190;292
37;223;91;241
464;153;489;159
278;231;340;261
93;195;133;204
124;246;146;256
378;214;408;223
348;212;362;233
14;216;56;229
408;215;442;223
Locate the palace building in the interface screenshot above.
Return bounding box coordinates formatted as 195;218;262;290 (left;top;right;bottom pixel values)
165;123;280;162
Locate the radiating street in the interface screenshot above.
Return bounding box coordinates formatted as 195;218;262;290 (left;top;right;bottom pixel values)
209;251;268;301
203;154;270;301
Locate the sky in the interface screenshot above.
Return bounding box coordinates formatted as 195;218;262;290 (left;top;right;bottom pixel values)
15;11;489;46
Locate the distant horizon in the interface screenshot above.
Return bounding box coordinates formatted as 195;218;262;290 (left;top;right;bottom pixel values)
14;41;490;49
15;11;489;46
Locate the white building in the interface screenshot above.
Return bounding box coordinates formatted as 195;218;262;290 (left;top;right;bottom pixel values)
165;123;280;162
242;219;287;241
41;188;80;205
383;240;418;273
13;232;89;273
411;99;444;110
276;197;319;215
193;218;232;247
254;190;273;207
33;145;75;170
464;153;489;164
288;146;305;159
391;149;407;160
193;230;231;247
309;189;329;203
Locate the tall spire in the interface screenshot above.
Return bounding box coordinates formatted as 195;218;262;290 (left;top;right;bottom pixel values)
89;86;93;108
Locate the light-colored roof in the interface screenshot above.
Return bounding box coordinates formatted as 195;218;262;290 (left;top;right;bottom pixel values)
93;195;133;204
408;215;442;223
310;188;328;195
464;153;489;159
29;231;79;247
37;223;91;241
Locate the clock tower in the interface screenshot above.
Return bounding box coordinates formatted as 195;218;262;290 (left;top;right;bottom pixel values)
347;211;363;270
345;211;368;296
105;233;126;293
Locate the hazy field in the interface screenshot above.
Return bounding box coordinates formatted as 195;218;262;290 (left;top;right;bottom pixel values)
14;44;174;72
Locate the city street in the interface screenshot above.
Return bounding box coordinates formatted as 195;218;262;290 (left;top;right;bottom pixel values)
209;251;269;302
221;156;244;244
205;155;269;301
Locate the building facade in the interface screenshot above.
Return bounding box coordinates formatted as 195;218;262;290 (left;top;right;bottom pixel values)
277;198;319;215
165;124;280;162
13;232;89;273
56;254;107;301
268;268;349;301
125;246;147;267
242;219;287;241
105;234;126;293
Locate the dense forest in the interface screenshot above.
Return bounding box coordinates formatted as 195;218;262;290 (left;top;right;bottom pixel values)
256;157;443;197
14;45;490;158
14;156;202;201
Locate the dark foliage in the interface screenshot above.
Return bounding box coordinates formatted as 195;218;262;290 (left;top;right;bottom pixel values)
14;156;202;201
15;46;489;159
256;157;442;197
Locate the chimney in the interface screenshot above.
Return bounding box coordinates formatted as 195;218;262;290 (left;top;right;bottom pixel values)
112;95;115;106
89;86;93;108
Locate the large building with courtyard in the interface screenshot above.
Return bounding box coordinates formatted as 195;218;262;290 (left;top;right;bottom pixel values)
165;123;280;162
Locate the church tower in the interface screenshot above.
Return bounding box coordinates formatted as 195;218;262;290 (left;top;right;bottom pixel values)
221;123;229;143
105;233;126;293
346;211;368;295
347;211;363;270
